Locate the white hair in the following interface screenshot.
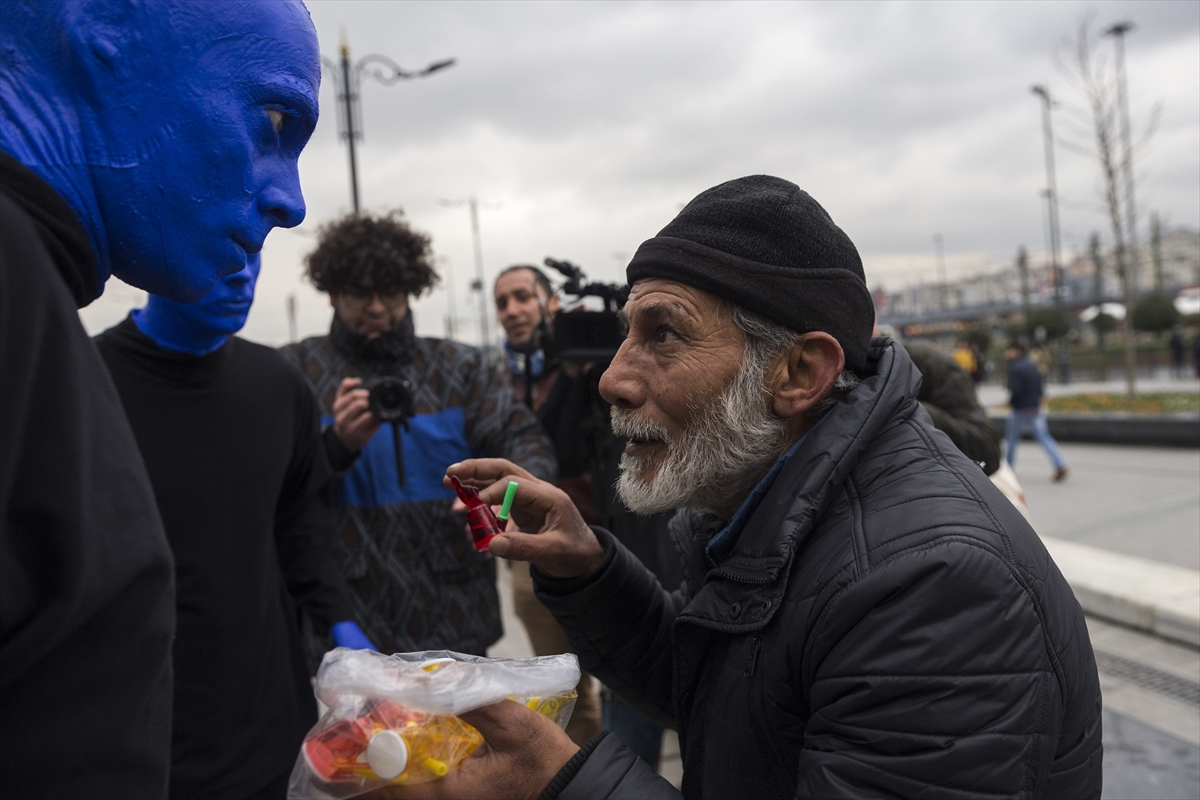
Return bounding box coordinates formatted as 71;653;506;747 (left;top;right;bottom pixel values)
612;304;859;515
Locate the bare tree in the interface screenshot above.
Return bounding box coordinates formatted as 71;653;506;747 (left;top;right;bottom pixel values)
1056;16;1154;400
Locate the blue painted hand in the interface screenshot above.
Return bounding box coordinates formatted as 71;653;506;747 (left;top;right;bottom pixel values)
330;621;378;652
0;0;320;301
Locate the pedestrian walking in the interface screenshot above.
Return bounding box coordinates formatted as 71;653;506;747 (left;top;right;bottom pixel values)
1169;328;1185;379
1005;340;1068;481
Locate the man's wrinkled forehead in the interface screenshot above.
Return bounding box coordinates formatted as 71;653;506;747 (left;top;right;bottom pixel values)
190;1;320;86
620;278;727;330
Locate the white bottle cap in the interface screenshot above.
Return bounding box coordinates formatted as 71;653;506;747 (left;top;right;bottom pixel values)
367;730;409;780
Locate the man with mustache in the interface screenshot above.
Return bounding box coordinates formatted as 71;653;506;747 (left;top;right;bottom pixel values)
423;176;1102;799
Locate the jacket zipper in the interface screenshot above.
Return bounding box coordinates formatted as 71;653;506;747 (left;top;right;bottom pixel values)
745;636;794;799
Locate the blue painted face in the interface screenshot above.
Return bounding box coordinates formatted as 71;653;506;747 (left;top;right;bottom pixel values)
134;253;262;356
0;1;320;301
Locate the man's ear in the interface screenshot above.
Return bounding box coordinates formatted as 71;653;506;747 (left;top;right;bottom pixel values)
768;332;845;419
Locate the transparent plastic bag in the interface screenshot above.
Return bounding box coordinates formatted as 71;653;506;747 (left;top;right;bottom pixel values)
287;649;580;799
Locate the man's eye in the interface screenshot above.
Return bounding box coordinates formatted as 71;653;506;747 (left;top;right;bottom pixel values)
656;326;680;343
267;109;284;135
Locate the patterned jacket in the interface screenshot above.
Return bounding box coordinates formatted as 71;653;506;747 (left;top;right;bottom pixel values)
280;317;556;656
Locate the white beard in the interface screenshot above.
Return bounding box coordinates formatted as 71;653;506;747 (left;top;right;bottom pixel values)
611;354;788;516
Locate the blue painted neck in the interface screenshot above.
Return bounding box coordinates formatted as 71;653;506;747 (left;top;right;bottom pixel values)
133;303;230;357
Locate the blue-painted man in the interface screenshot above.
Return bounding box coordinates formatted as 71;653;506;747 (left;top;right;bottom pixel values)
0;2;320;796
280;212;557;658
95;255;372;800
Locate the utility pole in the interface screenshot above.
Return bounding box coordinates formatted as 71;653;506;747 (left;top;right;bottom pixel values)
439;197;499;349
323;34;455;213
437;255;457;339
1017;246;1031;313
933;233;947;310
1150;212;1163;291
1032;85;1070;383
1104;22;1140;294
286;294;297;342
468;197;488;349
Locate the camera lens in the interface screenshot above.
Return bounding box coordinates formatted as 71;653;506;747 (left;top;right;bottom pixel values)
368;377;413;422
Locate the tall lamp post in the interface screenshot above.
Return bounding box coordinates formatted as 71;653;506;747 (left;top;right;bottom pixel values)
1031;84;1070;384
323;37;454;213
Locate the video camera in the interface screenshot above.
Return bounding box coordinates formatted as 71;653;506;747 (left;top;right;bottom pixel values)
543;258;628;364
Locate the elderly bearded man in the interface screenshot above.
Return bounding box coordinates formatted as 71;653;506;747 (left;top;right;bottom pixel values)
413;176;1103;800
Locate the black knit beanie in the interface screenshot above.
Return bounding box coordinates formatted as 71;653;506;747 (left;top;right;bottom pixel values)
626;175;874;373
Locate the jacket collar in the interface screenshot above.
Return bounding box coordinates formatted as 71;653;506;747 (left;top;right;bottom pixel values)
672;337;923;632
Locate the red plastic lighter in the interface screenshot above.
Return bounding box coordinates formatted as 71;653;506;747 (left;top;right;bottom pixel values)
449;476;503;551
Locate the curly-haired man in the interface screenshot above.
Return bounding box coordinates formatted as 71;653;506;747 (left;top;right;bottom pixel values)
280;211;557;657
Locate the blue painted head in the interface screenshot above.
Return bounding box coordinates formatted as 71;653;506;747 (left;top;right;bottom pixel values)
133;253;262;356
0;1;320;301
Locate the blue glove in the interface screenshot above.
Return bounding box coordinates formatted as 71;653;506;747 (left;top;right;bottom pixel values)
331;620;377;651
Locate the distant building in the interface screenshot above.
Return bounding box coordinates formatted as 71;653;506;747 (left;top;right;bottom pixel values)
875;228;1200;326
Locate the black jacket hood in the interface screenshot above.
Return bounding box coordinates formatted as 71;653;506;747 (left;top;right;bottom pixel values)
0;149;100;308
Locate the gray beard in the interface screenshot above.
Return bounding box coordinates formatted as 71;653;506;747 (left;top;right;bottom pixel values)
611;356;789;516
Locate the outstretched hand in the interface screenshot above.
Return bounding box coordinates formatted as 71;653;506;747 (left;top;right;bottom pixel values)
368;700;579;800
444;459;606;579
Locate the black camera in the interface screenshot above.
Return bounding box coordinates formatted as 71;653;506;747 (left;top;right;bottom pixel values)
543;257;628;364
367;376;414;424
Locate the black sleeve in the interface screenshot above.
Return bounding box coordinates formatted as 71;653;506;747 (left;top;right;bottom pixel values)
534;528;683;727
321;424;360;474
274;385;355;632
1;190;174;798
540;731;681;800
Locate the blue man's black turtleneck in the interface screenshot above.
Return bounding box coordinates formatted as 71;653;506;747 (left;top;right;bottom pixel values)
95;315;354;800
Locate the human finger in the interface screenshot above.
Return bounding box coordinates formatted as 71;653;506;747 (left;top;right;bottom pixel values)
336;377;363;397
334;388;370;415
445;458;534;487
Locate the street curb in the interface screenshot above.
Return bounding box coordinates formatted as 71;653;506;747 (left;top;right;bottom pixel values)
989;413;1200;448
1042;536;1200;647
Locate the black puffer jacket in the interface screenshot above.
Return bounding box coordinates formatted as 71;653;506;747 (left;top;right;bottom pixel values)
535;338;1102;799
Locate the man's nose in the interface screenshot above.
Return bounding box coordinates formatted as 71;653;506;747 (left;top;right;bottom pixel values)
258;163;306;229
366;295;388;315
598;340;644;410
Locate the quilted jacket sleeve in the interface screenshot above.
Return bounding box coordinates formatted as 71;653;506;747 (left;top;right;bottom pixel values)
793;538;1091;799
534;528;683;728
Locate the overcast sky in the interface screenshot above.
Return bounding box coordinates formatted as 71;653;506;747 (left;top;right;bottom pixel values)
79;0;1200;346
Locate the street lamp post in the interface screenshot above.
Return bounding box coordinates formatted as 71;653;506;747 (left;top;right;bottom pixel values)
322;37;454;213
1031;85;1070;384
